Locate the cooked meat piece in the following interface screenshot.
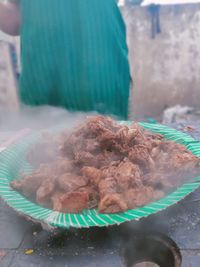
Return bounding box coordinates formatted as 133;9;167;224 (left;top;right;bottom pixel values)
128;145;150;166
100;150;123;166
85;117;119;149
116;159;141;178
143;141;154;152
98;193;128;213
159;141;185;153
73;140;85;155
101;162;119;178
124;187;154;209
116;125;149;149
32;164;58;182
36;179;55;205
97;130;116;149
150;139;163;148
86;115;121;134
129;124;146;144
11;173;43;198
85;139;100;153
94;153;114;167
115;159;142;190
148;156;156;172
60;126;90;157
74;152;100;167
10;180;22;190
116;174;133;192
146;132;163;142
60;191;89;213
98;177;118;197
170;152;200;171
52;189;90;213
116;126;129;141
78;186;99;209
57;173;88;192
81;167;102;186
52;158;75;176
151;146;160;159
51;191;65;211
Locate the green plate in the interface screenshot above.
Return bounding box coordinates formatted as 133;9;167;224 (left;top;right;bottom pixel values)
0;122;200;229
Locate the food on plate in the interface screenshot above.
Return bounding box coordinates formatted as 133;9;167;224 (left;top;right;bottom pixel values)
11;116;200;213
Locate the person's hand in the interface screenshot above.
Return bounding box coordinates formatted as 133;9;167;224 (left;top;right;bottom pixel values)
0;0;20;36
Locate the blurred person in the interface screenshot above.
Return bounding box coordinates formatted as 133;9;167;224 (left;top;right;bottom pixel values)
0;0;130;119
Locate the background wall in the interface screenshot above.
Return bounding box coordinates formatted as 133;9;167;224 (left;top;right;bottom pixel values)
123;4;200;118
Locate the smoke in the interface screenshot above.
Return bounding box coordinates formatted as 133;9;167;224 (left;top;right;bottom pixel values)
0;102;127;133
0;105;98;132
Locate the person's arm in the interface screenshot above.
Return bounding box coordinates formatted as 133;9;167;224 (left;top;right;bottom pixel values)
0;1;20;36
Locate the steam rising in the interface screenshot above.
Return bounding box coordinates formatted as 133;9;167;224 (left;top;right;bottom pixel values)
0;105;99;132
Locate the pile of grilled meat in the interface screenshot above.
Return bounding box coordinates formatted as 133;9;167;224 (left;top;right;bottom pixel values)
11;116;200;214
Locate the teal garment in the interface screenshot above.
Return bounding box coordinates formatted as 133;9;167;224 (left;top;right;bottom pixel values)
20;0;130;119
